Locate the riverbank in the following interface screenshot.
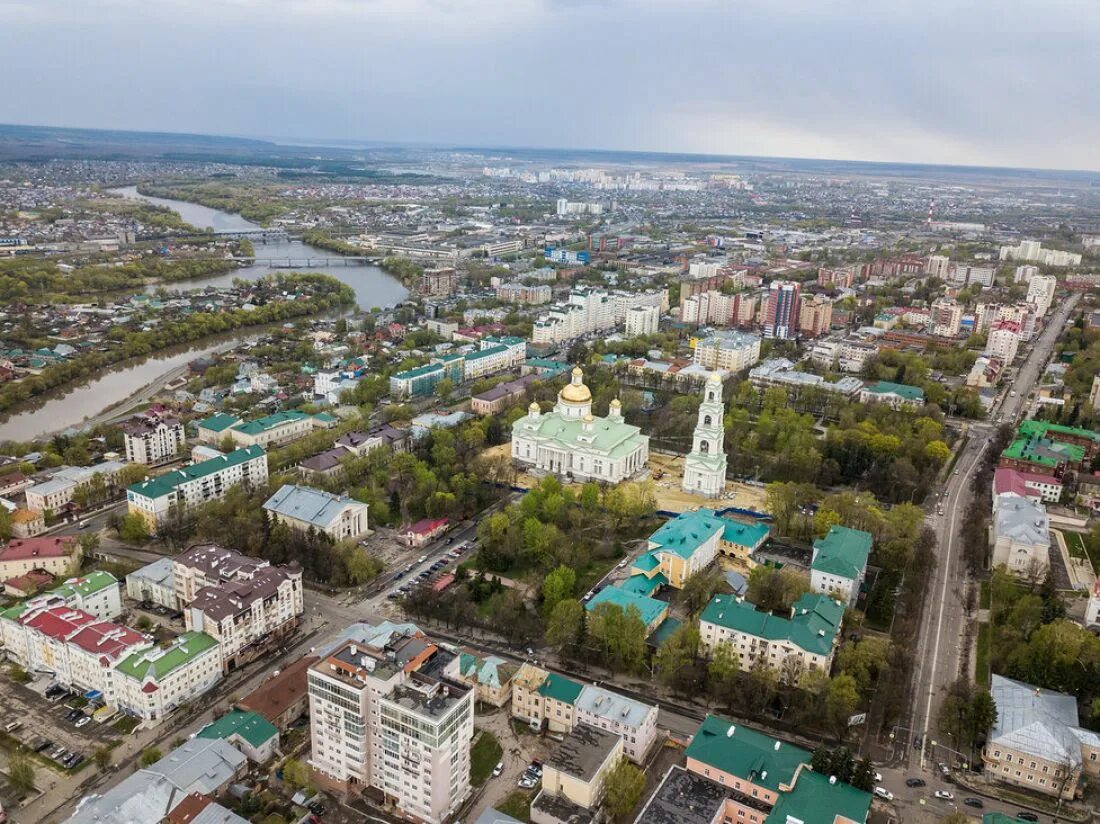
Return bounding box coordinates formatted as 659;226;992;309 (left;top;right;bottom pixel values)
0;274;354;441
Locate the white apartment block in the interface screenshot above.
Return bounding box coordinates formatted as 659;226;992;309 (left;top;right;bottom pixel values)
948;264;995;287
1026;275;1057;317
1015;264;1040;283
625;305;660;336
574;684;659;764
122;418;186;465
612;289;668;322
308;624;475;824
693;332;761;372
1000;240;1081;267
925;254;950;278
986;323;1022;364
126;446;269;529
532;288;613;345
462;337;526;382
556;198;603;216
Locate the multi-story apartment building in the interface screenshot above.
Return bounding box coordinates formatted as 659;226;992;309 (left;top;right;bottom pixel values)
798;293;833;337
692;331;761;372
749;358;863;399
121;415;186;465
172;543;276;605
930;297;963;337
925;254;951;279
532;287;614;345
947;263;995;287
47;570;124;620
1000;240;1082;267
389;354;465;399
184;562;303;673
634;715;870;824
818;265;857;288
126;557;178;610
699;592;843;679
307;622;474;824
263;484;369;542
762;281;800;339
983;675;1100;800
1027;274;1058;317
625;305;660;336
126;446;269;529
496;282;552;305
1015;264;1040;283
112;631;222;721
221;410;334;449
611;288;668;322
992;493;1050;577
24;461;130;514
556;198;603;216
462;336;526;382
419;267;458;296
986;321;1022;364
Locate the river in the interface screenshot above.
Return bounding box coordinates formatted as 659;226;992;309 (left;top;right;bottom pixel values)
0;190;410;441
110;186;409;311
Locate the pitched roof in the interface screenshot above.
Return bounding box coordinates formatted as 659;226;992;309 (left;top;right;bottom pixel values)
647;509;726;559
537;672;584;705
863;380;924;401
1017;420;1100;444
812;525;872;579
114;632;219;682
989;674;1100;768
994;494;1049;548
262;483;365;529
197;710;278;749
128;446;265;500
195;412;241;433
585;585;668;629
766;768;871;824
231;410;311;436
700;593;842;657
685;714;810;791
0;535;78;562
575;683;654;728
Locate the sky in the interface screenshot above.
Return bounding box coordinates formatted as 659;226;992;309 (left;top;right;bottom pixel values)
0;0;1096;170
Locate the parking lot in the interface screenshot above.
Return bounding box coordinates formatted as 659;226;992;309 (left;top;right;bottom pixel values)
0;670;131;776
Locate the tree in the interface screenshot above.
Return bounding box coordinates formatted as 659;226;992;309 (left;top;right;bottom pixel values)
435;377;454;402
282;758;314;794
747;566;811;613
6;752;35;794
541;566;577;618
603;759;646;821
93;746;113;770
825;674;861;737
139;746;162;767
835;638;890;695
654;625;701;695
676;568;725;617
707;642;741;709
345;547;383;585
851;757;875;791
545;599;584;655
118;513;151;543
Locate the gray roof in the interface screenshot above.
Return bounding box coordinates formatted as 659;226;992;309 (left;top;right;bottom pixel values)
262;483;366;529
575;683;654;729
989;674;1100;767
994;494;1050;548
191;803;251;824
126;557;174;589
66;739;244;824
474;810;525;824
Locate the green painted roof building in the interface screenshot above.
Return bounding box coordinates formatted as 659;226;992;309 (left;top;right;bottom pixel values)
700;592;843;658
197;709;278;760
811;525;872;604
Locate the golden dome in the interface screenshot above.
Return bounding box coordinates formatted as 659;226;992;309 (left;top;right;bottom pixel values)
708;372;722;384
610;398;622;408
559;367;592;404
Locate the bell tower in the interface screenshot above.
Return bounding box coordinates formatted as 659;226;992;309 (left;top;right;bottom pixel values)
682;373;727;497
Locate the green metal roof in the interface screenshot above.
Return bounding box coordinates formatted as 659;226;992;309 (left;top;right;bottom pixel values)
700;593;842;656
114;632;218;682
646;616;683;648
128;446;266;500
721;520;771;550
197;710;278;749
464;344;508;362
812;525;872;579
585;585;668;629
196;412;241;433
537;672;583;705
1018;420;1100;443
619;572;667;597
51;571;118;599
864;381;924;401
232;410;310;436
647;509;726;560
1001;436;1083;467
766;768;871;824
685;714;810;791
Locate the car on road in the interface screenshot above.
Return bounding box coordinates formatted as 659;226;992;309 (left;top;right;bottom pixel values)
937;762;951;777
518;776;537;789
873;787;893;801
492;761;504;778
1015;812;1038;822
934;790;953;800
963;798;983;809
78;520;89;529
75;716;91;728
417;555;428;564
873;771;882;783
308;802;326;815
905;778;926;788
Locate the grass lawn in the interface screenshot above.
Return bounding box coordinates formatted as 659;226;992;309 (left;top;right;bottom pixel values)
975;622;991;687
1063;531;1098;574
112;716;140;734
575;559;617;597
469;730;503;787
496;789;534;822
979;580;991;610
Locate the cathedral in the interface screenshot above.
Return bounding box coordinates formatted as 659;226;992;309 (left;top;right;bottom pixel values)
511;367;649;484
682;373;727;497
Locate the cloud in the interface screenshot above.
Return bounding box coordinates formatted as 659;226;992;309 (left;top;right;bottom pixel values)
0;0;1096;169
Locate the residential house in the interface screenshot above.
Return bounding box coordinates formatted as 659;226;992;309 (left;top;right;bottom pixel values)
196;709;279;763
112;631;222;721
125;557;178;610
810;525;872;606
0;535;81;580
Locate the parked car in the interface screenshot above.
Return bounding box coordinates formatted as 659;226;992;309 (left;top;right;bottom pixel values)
517;776;537;789
873;787;893;801
873;771;882;783
937;762;951;777
492;761;503;778
75;717;91;728
963;798;984;809
1016;813;1038;822
307;802;326;815
934;790;953;801
905;778;926;788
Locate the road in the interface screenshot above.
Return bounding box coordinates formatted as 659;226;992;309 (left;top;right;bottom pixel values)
901;292;1080;785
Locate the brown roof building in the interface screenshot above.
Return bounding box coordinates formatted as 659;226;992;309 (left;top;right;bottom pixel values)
238;653;318;731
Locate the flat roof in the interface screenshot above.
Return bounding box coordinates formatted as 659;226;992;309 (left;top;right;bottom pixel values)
545;723;621;783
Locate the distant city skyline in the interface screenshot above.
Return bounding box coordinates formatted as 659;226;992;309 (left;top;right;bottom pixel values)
1;0;1096;171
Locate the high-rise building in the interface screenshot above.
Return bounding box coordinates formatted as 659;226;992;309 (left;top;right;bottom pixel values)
121;413;185;465
925;254;951;279
307;622;474;823
625;305;660;336
1014;264;1040;283
930;297;963;337
763;281;801;339
691;332;761;372
1026;274;1057;317
798;293;833;338
986;321;1021;364
682;375;727;497
1000;241;1081;267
